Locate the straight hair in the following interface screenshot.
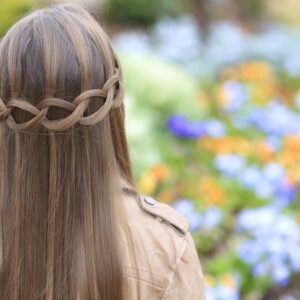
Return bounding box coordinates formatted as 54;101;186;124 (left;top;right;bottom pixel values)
0;4;140;299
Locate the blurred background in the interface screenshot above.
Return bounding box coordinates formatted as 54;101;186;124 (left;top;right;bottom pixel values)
2;0;300;299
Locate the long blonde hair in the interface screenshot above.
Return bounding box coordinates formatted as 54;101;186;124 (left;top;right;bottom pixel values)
0;4;138;299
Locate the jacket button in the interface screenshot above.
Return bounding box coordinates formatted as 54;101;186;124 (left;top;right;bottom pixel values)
144;196;156;205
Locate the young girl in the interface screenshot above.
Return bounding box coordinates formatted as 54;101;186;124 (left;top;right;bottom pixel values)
0;4;206;299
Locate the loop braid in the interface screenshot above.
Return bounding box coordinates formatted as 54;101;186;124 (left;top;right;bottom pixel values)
0;69;124;132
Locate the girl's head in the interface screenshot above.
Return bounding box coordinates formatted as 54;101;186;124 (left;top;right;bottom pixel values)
0;4;138;299
0;3;124;132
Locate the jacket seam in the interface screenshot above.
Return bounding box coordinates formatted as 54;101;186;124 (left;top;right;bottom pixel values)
121;272;165;289
160;238;187;299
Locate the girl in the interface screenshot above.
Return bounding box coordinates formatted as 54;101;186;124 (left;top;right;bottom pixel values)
0;4;206;299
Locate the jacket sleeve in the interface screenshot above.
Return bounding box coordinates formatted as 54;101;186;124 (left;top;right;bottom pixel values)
161;232;206;300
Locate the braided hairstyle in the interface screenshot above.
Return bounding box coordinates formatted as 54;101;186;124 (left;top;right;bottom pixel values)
0;4;124;132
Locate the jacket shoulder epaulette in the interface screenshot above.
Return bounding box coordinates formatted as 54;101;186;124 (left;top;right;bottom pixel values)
136;194;190;235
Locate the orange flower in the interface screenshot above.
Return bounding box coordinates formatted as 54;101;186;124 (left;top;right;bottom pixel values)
238;61;275;82
158;189;174;204
198;176;226;205
199;136;252;156
151;163;170;182
198;136;214;148
214;137;233;154
283;134;300;152
254;140;275;162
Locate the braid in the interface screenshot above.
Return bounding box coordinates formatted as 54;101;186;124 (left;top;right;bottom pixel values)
0;68;123;132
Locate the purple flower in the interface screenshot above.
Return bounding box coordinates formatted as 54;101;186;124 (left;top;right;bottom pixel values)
166;114;206;138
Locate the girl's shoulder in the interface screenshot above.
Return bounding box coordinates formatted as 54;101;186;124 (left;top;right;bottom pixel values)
133;194;190;236
121;193;206;300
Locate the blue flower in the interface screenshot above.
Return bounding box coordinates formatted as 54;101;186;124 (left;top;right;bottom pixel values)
239;164;282;198
262;163;285;184
247;102;300;136
236;205;278;233
240;166;263;189
266;135;282;151
254;181;274;198
203;118;227;137
289;246;300;272
238;240;263;264
172;198;194;215
275;180;296;204
236;206;300;285
166;114;206;138
284;56;300;77
202;207;223;230
222;80;248;113
271;262;290;286
252;261;270;277
205;283;240;300
215;154;245;177
172;199;202;231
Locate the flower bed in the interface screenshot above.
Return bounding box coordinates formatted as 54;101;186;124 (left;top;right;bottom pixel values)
117;19;300;299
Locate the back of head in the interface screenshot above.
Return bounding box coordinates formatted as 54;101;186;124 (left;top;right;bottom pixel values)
0;4;137;299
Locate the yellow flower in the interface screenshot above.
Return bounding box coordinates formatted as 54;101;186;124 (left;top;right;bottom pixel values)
277;150;298;169
138;172;158;195
217;86;232;110
296;212;300;225
219;66;239;81
233;137;252;156
204;275;216;287
251;83;277;105
286;166;300;185
220;273;237;289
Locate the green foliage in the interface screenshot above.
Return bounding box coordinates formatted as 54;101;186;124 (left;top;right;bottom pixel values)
237;0;266;19
0;0;32;37
119;52;205;174
103;0;185;25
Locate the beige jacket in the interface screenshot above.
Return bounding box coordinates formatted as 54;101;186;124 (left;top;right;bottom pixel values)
121;191;206;300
